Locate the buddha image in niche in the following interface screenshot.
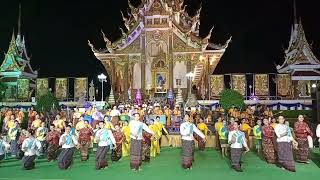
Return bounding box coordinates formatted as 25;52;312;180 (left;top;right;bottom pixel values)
156;73;166;89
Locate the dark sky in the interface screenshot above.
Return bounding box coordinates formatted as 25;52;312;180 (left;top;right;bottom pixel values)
0;0;320;80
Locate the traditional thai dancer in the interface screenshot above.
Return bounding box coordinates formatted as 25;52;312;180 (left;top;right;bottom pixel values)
129;113;154;171
0;135;10;165
274;116;297;172
21;129;41;170
95;121;116;170
317;123;320;150
46;124;60;161
36;122;48;156
111;125;124;162
121;121;130;157
180;114;205;170
218;120;229;157
228;122;249;172
253;119;262;156
78;120;93;161
293;115;313;163
154;116;168;153
196;118;209;151
58;125;78;169
148;119;159;157
8;120;19;158
262;118;276;164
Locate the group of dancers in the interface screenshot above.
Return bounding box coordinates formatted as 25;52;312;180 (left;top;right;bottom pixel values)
0;104;318;173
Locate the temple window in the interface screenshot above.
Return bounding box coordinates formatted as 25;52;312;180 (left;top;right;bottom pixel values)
154;18;160;24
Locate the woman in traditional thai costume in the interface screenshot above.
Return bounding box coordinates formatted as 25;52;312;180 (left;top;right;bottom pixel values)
214;117;223;150
58;125;78;169
228;122;249;172
218;120;229;157
78;120;93;161
111;125;124;162
142;130;152;162
274;116;298;172
8;120;19;158
180;114;205;170
294;115;313;163
95;121;116;170
28;107;37;130
21;129;41;170
262;118;276;164
148;119;160;157
253;119;262;155
129;113;154;171
46;124;60;161
36;122;48;156
121;121;130;157
0;135;10;164
196;118;209;151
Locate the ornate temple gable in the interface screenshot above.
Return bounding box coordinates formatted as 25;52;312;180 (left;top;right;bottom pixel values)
0;5;37;79
144;0;170;16
277;2;320;74
172;33;201;52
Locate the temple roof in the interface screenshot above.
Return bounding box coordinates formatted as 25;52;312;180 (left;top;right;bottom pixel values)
0;5;37;79
277;19;320;74
89;0;230;55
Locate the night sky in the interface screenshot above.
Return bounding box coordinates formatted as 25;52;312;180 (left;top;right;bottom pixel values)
0;0;320;80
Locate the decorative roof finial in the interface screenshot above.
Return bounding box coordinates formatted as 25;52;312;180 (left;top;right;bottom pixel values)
293;0;297;25
18;4;22;36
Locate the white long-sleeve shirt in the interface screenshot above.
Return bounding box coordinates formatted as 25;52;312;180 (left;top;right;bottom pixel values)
21;137;41;156
129;120;154;140
316;124;320;142
274;124;294;143
0;139;10;155
180;122;205;141
95;129;116;147
228;130;248;149
110;109;121;117
59;134;78;148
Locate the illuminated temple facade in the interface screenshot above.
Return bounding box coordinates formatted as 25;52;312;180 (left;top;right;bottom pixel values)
89;0;230;101
0;6;38;100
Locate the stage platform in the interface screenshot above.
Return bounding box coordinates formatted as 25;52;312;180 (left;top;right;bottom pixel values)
0;148;319;180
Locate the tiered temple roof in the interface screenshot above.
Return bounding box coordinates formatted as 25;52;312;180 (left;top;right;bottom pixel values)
277;2;320;80
89;0;230;85
0;5;38;84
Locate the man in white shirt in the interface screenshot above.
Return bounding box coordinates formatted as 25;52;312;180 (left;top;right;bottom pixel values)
0;135;10;163
316;124;320;148
95;121;116;170
110;106;121;117
58;125;78;169
180;114;205;170
21;129;42;170
129;113;154;171
274;116;297;172
228;122;249;172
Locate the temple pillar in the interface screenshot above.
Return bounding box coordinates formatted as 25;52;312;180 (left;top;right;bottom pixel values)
169;31;173;89
141;32;146;93
123;58;129;101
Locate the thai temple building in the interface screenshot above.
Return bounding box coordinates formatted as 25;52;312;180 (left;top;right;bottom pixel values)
0;5;38;101
89;0;231;101
277;2;320;98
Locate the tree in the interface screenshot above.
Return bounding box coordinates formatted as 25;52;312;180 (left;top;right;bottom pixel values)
36;91;59;113
220;89;245;110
